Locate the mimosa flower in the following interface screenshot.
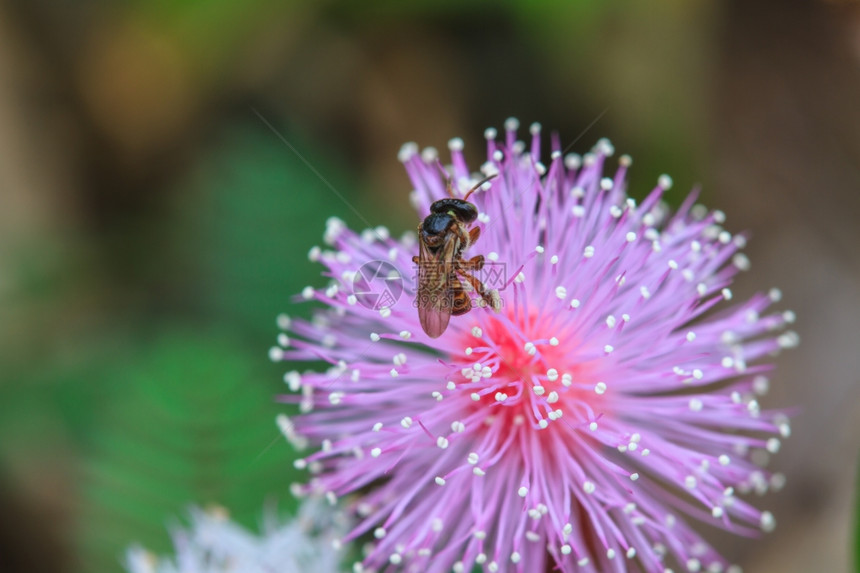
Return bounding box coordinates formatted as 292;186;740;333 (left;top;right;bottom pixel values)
275;120;796;572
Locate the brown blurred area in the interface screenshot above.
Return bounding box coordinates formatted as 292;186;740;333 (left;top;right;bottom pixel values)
0;0;858;571
713;2;860;571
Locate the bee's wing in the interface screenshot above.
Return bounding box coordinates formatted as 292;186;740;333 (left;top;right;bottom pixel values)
416;234;457;338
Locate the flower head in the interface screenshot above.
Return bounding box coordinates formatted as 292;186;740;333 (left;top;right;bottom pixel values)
125;501;343;573
276;120;795;572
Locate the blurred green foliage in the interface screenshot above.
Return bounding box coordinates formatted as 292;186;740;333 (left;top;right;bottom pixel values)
76;330;300;572
0;118;363;571
170;124;354;342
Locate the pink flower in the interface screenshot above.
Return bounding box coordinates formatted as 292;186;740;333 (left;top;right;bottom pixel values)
275;119;796;572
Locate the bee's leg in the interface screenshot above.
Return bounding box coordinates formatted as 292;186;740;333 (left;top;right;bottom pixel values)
465;254;485;271
468;226;481;246
453;223;471;245
412;256;420;264
456;263;501;312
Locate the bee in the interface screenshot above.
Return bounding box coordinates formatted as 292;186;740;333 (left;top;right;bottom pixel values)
413;174;501;338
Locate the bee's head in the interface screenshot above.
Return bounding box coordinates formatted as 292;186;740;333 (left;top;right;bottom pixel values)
429;198;478;224
421;212;453;247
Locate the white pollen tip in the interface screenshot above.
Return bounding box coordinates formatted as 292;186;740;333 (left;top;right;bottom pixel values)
760;511;776;532
595;382;607;395
626;232;637;242
276;313;292;330
434;476;446;486
583;481;596;494
518;486;528;497
657;174;673;189
524;342;537;356
398;142;418;162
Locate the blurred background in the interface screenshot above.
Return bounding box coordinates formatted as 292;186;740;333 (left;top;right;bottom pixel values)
1;0;858;571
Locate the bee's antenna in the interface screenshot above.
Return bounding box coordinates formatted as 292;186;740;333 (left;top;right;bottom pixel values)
463;173;498;201
445;177;455;198
431;161;457;198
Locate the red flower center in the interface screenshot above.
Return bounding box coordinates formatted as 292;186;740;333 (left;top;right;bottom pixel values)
459;310;604;429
